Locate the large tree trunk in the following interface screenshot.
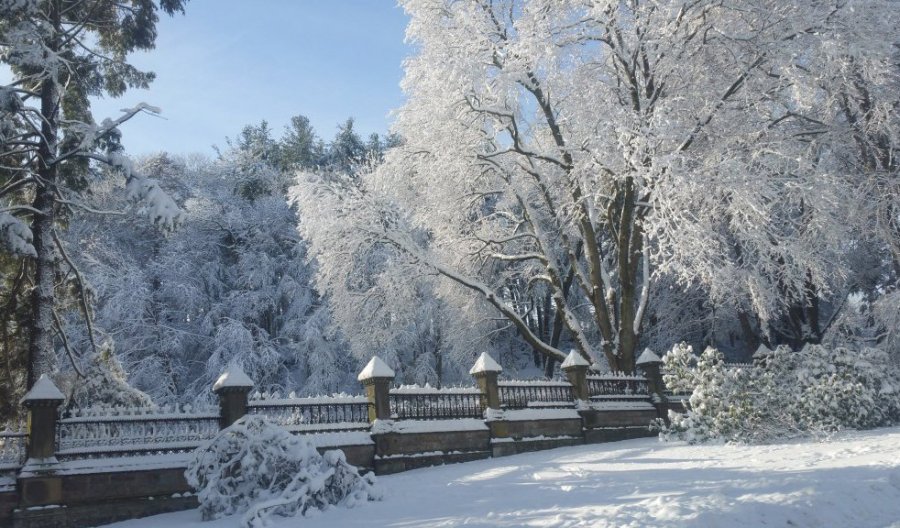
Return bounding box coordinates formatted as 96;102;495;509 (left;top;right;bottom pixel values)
27;3;60;388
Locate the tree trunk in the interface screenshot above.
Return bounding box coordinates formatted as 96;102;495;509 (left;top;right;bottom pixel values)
27;3;61;389
615;177;642;373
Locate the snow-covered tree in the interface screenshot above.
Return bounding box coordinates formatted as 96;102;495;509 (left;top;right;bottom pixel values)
59;144;355;402
0;0;187;391
65;340;154;410
660;343;900;443
294;0;900;372
186;415;381;528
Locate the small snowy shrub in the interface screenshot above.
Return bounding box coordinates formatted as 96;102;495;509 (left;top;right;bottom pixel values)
186;415;381;527
659;343;900;443
69;342;155;410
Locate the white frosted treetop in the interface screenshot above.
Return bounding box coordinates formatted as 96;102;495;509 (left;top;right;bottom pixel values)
561;350;590;369
635;348;662;366
357;356;395;381
21;374;65;403
213;364;254;391
469;352;502;375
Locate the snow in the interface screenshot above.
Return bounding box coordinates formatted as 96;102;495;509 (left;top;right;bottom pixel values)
497;380;571;387
248;395;368;406
282;422;370;433
20;374;65;403
212;365;254;391
590;401;656;411
104;427;900;528
469;352;502;375
357;357;395;381
560;350;590;369
48;453;194;476
390;385;481;394
371;419;488;435
502;409;581;421
635;348;662;366
0;211;36;257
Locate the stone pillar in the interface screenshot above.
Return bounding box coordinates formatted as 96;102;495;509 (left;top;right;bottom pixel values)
358;356;395;422
752;343;773;367
20;374;64;463
470;352;502;412
213;365;254;429
561;351;590;402
470;352;511;454
636;348;669;423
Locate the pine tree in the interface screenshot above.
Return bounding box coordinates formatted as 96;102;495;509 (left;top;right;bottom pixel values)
0;0;187;390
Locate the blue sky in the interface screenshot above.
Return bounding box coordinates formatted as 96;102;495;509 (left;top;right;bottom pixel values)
90;1;411;155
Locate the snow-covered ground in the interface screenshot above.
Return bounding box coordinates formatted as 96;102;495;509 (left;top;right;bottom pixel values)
105;427;900;528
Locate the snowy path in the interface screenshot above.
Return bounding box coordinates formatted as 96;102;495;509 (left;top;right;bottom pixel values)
105;427;900;527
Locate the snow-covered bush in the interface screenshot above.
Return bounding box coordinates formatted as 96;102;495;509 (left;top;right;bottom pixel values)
68;342;155;410
186;415;380;527
659;343;900;443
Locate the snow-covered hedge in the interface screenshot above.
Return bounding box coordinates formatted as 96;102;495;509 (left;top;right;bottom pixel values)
659;344;900;443
186;415;381;527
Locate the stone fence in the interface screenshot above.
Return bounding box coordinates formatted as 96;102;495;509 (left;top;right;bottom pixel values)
2;349;681;528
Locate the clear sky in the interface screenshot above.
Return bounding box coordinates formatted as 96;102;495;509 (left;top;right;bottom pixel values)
89;1;412;155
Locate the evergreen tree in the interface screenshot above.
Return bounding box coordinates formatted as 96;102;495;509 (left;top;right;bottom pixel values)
325;118;366;173
0;0;187;393
277;115;323;172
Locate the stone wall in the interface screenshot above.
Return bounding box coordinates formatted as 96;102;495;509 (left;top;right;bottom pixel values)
5;353;682;528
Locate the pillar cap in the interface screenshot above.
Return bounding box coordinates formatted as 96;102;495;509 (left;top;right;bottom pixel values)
635;348;662;366
469;352;502;375
357;356;395;381
752;343;773;358
561;350;590;370
21;374;65;405
213;364;254;392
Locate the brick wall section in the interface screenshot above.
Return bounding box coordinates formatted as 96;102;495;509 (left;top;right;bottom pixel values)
322;444;375;472
580;409;660;429
11;495;199;528
373;429;491;474
501;418;583;440
1;489;18;520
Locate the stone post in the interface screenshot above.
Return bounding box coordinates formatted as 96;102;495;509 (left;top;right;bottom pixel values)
470;352;510;454
18;375;65;511
561;351;590;402
470;352;503;412
636;348;669;423
752;343;773;367
213;365;254;429
358;356;395;422
21;374;64;463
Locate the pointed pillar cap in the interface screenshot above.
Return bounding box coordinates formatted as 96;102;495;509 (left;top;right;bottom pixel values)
213;364;254;392
21;374;65;404
561;350;590;369
752;343;773;358
469;352;502;375
358;356;395;381
636;348;662;366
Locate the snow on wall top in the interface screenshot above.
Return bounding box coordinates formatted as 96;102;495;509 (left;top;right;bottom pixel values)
502;408;581;421
357;356;395;381
372;418;488;435
561;350;590;369
21;374;65;403
635;348;662;366
213;365;254;391
469;352;502;374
